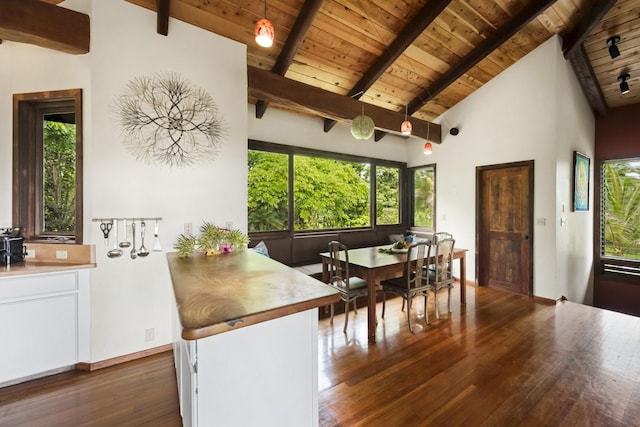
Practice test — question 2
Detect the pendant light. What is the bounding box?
[423,121,432,155]
[255,0,274,48]
[400,71,412,135]
[351,103,375,140]
[401,104,412,136]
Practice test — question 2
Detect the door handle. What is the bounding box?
[524,235,529,240]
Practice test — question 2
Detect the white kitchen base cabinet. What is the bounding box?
[0,270,90,385]
[175,309,319,427]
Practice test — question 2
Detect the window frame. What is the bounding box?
[598,157,640,279]
[13,89,83,243]
[408,163,437,232]
[248,140,406,237]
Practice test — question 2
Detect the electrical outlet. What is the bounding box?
[225,221,233,230]
[55,250,68,260]
[145,328,155,342]
[24,249,35,259]
[184,223,193,235]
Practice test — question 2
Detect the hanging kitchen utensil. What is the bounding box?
[119,218,131,248]
[107,220,123,258]
[138,221,150,257]
[130,221,138,260]
[153,220,162,252]
[99,220,113,245]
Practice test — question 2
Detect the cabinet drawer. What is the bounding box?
[0,271,79,300]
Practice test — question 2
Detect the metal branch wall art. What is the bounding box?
[114,73,228,167]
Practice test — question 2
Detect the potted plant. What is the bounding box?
[173,221,249,258]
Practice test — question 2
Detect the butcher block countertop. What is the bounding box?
[167,251,340,340]
[0,243,96,278]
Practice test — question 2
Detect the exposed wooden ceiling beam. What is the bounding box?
[323,0,452,133]
[248,66,442,143]
[156,0,170,36]
[0,0,89,54]
[562,0,616,59]
[407,0,557,116]
[256,0,325,119]
[568,44,608,116]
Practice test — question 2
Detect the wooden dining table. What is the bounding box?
[320,245,468,343]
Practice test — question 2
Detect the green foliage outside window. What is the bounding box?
[248,150,289,232]
[413,166,435,228]
[376,166,400,225]
[249,148,403,233]
[602,160,640,259]
[43,120,76,233]
[293,156,370,230]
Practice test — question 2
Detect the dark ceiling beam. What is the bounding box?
[0,0,90,54]
[323,0,452,133]
[567,44,608,116]
[562,0,616,58]
[256,0,325,119]
[407,0,557,115]
[156,0,170,36]
[248,66,442,143]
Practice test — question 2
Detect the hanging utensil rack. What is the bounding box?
[92,217,163,222]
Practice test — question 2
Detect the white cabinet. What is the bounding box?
[174,308,319,427]
[0,270,90,385]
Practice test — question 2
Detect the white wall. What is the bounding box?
[405,36,594,302]
[1,0,248,362]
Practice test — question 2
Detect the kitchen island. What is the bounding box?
[166,250,340,427]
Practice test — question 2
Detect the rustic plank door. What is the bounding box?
[476,161,534,296]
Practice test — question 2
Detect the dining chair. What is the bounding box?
[380,242,431,332]
[327,241,369,333]
[428,237,456,319]
[431,231,453,245]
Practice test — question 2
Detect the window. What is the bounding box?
[411,165,436,230]
[376,166,400,225]
[13,89,83,243]
[601,158,640,275]
[248,142,403,234]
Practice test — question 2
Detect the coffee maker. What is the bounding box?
[0,227,26,265]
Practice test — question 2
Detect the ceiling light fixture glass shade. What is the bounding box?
[255,18,274,48]
[423,142,432,155]
[607,36,621,59]
[619,73,631,94]
[401,104,412,135]
[351,114,375,140]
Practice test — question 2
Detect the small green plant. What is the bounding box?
[173,221,250,258]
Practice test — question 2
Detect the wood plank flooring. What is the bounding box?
[2,283,640,426]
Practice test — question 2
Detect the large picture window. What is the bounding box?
[411,165,436,230]
[601,159,640,267]
[248,142,403,234]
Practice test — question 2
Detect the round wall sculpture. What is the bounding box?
[114,72,228,167]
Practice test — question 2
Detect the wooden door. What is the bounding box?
[477,161,533,296]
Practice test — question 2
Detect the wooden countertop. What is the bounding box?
[0,261,96,278]
[166,251,340,340]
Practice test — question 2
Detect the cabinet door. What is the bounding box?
[0,294,78,383]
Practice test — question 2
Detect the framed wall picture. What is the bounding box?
[573,151,590,211]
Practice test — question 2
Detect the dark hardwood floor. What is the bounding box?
[2,284,640,426]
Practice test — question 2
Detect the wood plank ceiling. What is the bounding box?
[19,0,640,141]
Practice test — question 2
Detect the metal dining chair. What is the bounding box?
[428,237,456,319]
[380,242,431,332]
[327,241,369,333]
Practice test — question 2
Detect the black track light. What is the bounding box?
[607,36,621,59]
[618,74,631,94]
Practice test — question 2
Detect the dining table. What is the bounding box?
[320,244,468,343]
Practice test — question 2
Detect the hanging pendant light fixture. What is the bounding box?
[423,121,432,155]
[401,70,412,135]
[255,0,274,48]
[401,104,412,136]
[351,103,375,140]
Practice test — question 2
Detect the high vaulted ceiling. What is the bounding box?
[5,0,640,141]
